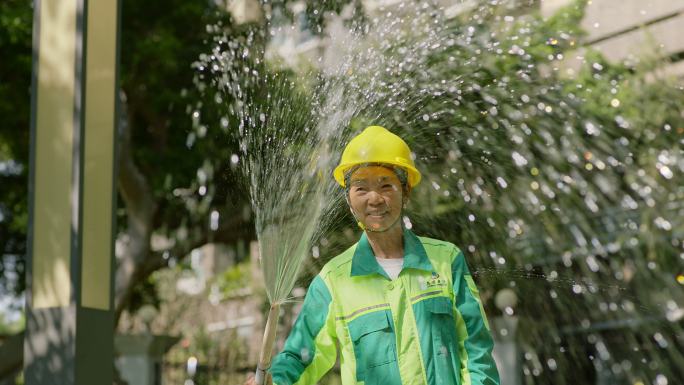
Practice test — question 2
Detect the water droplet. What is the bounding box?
[655,374,668,385]
[496,177,508,188]
[547,358,557,371]
[585,121,600,136]
[586,256,600,272]
[512,152,528,167]
[654,217,672,231]
[210,210,219,231]
[653,333,668,349]
[659,166,673,179]
[186,133,196,148]
[197,125,207,138]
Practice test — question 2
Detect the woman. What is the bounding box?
[247,126,500,385]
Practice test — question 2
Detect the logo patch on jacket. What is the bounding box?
[427,272,447,287]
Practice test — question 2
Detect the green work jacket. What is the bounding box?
[270,228,500,385]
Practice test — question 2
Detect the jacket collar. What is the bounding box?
[350,227,434,278]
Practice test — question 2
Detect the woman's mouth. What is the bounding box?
[368,212,386,218]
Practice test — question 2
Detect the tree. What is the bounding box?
[0,0,358,323]
[0,0,31,302]
[113,0,251,320]
[114,0,357,320]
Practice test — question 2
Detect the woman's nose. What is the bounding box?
[367,190,384,205]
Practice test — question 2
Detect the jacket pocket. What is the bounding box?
[428,296,453,316]
[427,296,458,353]
[348,310,397,380]
[426,296,460,385]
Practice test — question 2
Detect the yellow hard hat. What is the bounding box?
[334,125,421,188]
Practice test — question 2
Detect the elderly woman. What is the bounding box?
[248,126,500,385]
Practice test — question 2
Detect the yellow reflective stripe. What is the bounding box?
[409,290,443,303]
[335,303,390,322]
[464,275,490,331]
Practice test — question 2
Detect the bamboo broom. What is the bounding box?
[255,303,280,385]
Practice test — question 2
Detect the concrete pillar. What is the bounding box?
[24,0,121,383]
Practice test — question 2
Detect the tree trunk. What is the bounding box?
[114,91,158,323]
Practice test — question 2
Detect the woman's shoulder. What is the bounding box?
[317,242,358,279]
[417,234,459,252]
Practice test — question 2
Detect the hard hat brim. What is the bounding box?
[334,161,421,188]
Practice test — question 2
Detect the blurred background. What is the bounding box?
[1,0,683,384]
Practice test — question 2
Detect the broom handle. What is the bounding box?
[255,303,280,385]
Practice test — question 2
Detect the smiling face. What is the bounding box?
[347,165,407,232]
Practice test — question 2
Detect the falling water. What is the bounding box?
[193,0,684,383]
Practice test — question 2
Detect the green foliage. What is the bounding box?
[0,0,357,317]
[217,260,251,296]
[0,0,31,297]
[119,0,241,234]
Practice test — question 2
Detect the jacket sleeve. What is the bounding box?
[270,275,337,385]
[451,249,500,385]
